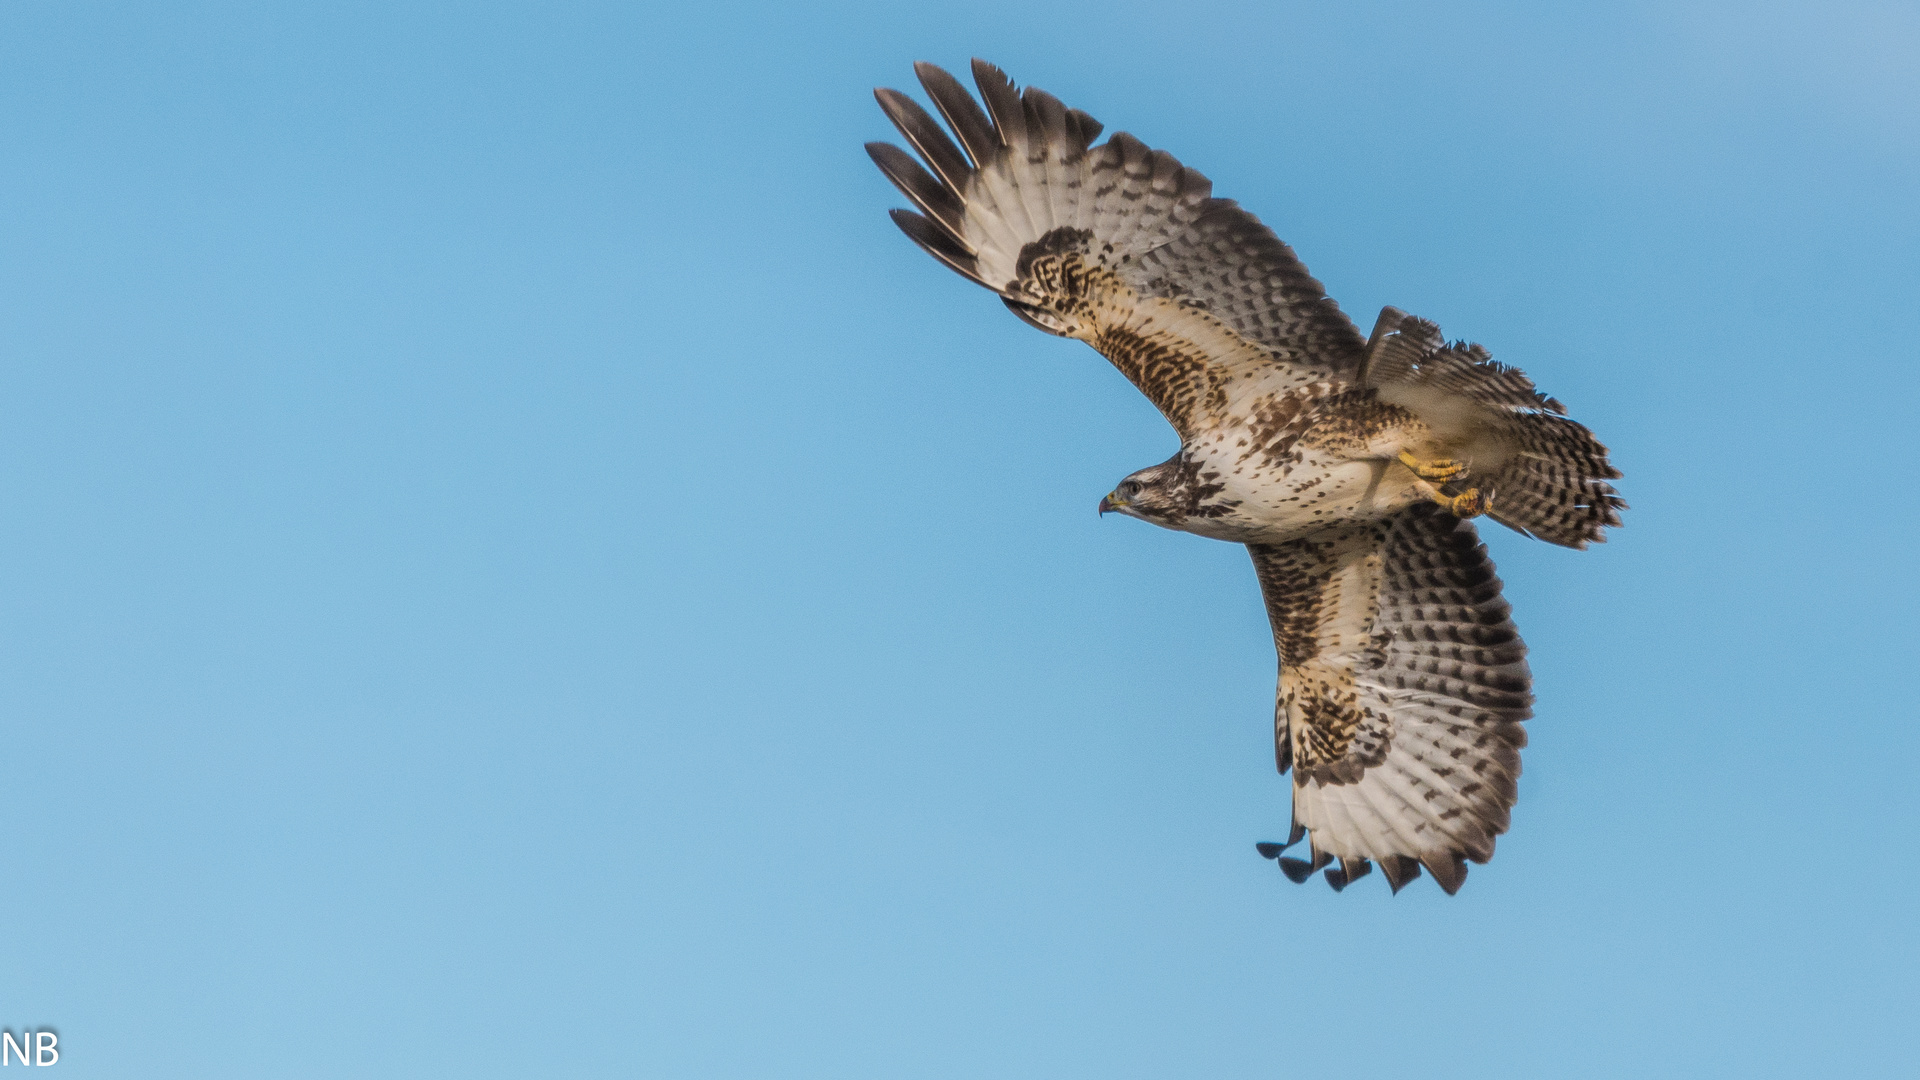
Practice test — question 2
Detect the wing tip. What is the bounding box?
[1276,846,1331,884]
[1324,857,1372,892]
[1274,836,1480,895]
[886,208,986,286]
[1254,821,1306,862]
[969,56,1011,90]
[1380,855,1422,894]
[1421,853,1469,895]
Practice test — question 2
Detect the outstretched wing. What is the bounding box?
[869,60,1366,437]
[1248,504,1531,894]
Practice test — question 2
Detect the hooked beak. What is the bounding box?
[1098,491,1126,516]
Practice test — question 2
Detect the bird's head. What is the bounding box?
[1097,463,1186,524]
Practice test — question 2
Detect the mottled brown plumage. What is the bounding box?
[869,59,1624,893]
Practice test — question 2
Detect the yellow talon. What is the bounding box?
[1397,449,1470,482]
[1442,487,1493,518]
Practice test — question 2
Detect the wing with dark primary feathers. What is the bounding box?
[868,60,1367,435]
[1249,504,1532,894]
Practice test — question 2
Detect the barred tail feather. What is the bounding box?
[1485,415,1627,549]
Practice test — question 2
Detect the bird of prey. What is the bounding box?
[867,60,1623,894]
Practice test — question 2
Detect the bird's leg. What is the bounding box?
[1411,478,1494,519]
[1397,449,1470,483]
[1398,447,1490,517]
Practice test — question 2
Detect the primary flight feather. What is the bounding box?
[868,60,1624,894]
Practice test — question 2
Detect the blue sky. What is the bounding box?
[2,1,1916,1076]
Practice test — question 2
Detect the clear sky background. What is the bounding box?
[1,1,1916,1076]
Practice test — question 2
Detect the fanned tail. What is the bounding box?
[1363,308,1625,549]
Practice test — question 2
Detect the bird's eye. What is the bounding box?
[1119,481,1142,497]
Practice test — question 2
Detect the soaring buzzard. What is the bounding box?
[868,61,1623,894]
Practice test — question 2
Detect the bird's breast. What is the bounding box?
[1176,434,1421,545]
